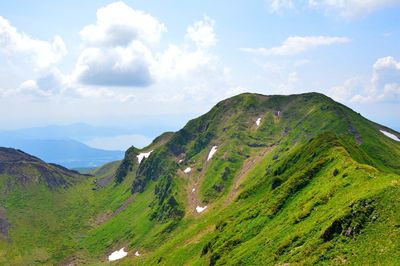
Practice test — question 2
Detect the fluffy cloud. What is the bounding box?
[154,16,217,80]
[266,0,400,18]
[74,42,154,87]
[0,16,67,70]
[80,1,166,46]
[330,56,400,103]
[74,1,165,87]
[241,36,349,56]
[13,69,67,97]
[1,2,224,110]
[73,2,217,88]
[186,16,216,48]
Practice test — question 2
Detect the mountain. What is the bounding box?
[0,138,124,169]
[0,147,87,188]
[0,123,130,140]
[0,147,92,263]
[0,92,399,265]
[0,123,127,168]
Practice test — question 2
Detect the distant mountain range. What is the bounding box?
[0,123,130,140]
[0,124,126,168]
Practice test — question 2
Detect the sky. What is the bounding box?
[0,0,400,149]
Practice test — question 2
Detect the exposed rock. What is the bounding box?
[321,199,375,241]
[332,169,339,176]
[348,123,362,145]
[0,207,10,239]
[213,183,225,193]
[271,177,282,189]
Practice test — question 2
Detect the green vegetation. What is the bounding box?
[0,92,399,265]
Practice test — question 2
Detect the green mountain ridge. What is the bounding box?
[0,92,399,265]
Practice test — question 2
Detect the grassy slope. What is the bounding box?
[110,93,399,265]
[0,93,399,265]
[130,133,398,266]
[0,176,95,265]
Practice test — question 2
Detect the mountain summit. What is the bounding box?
[0,93,399,265]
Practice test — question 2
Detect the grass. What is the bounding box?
[0,92,399,265]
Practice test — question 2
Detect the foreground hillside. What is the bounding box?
[0,93,399,265]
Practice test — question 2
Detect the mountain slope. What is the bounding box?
[71,92,398,265]
[0,92,399,265]
[0,148,96,264]
[0,147,86,187]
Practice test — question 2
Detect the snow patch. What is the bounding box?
[108,248,127,261]
[380,130,400,142]
[137,150,153,163]
[184,167,192,173]
[256,117,261,126]
[135,251,141,257]
[207,146,218,161]
[196,205,207,213]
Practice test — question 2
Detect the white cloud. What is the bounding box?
[154,44,213,79]
[6,69,67,98]
[74,42,154,87]
[85,134,153,150]
[241,36,349,56]
[80,1,166,46]
[152,16,217,80]
[266,0,295,13]
[0,16,67,70]
[68,86,137,102]
[7,67,138,103]
[186,16,216,48]
[73,3,217,88]
[0,2,230,120]
[308,0,400,18]
[266,0,400,18]
[74,1,165,87]
[330,56,400,103]
[329,76,366,102]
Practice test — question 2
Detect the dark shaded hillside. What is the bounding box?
[0,147,87,188]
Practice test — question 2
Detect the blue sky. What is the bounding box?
[0,0,400,149]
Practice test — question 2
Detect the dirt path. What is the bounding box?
[92,195,135,225]
[184,146,274,215]
[182,225,214,246]
[186,171,198,215]
[224,146,273,206]
[185,163,209,216]
[183,149,217,217]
